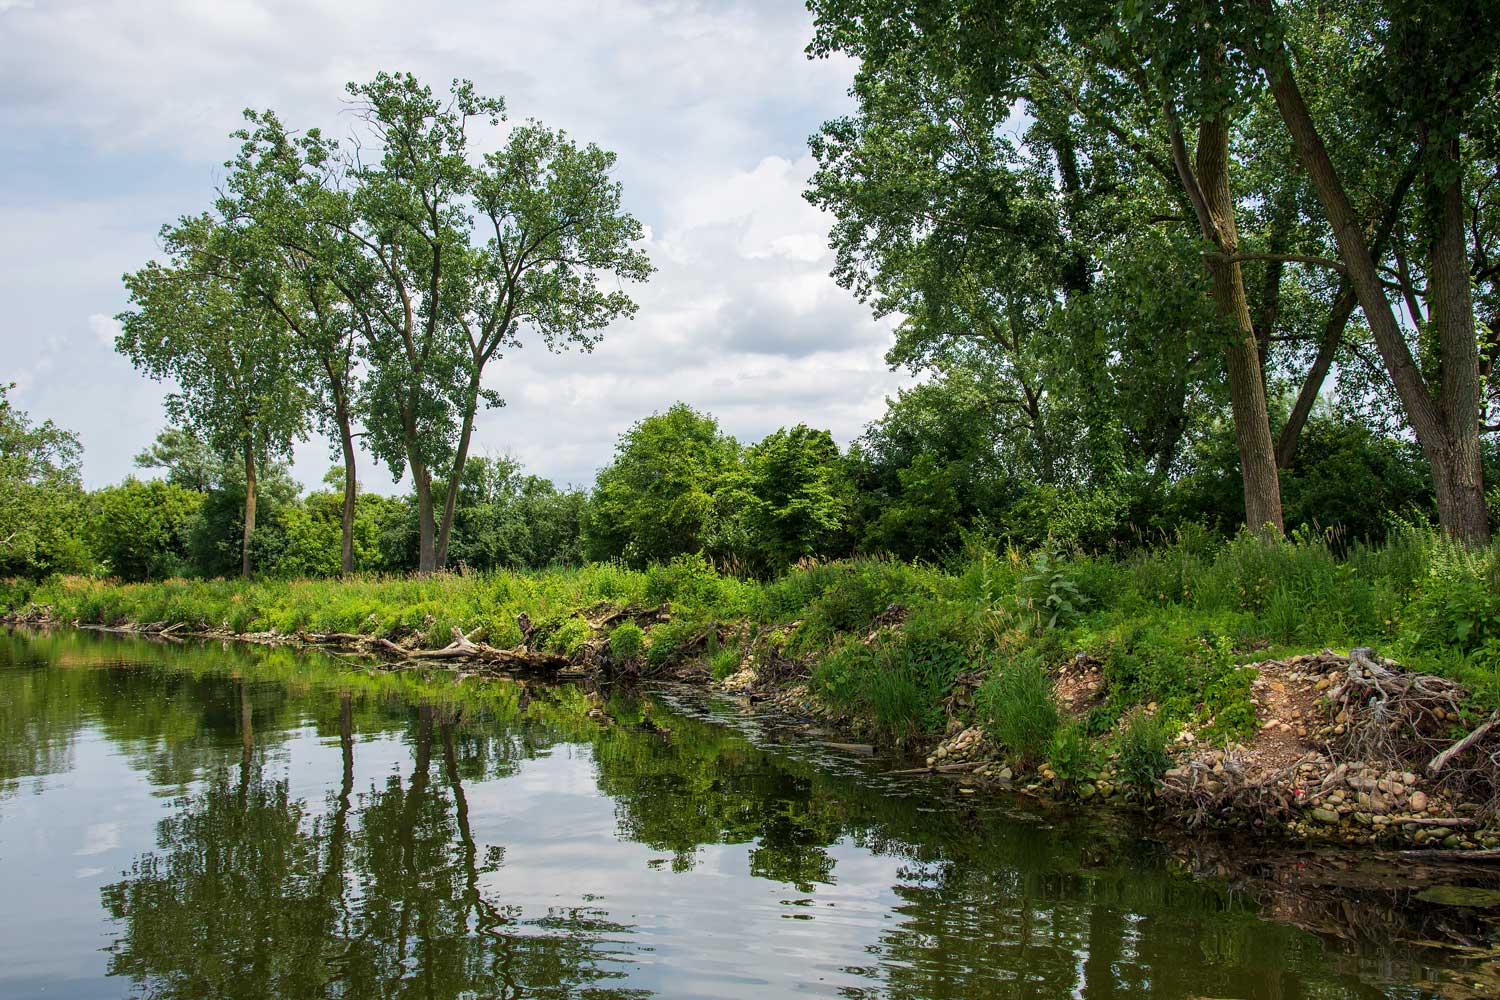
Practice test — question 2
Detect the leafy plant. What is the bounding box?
[1116,708,1171,798]
[1047,719,1096,786]
[1020,545,1088,629]
[608,621,645,661]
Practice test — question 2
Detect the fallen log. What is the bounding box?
[885,761,988,776]
[1429,710,1500,775]
[1399,849,1500,863]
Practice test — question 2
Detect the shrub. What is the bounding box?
[1116,708,1171,798]
[548,616,590,658]
[645,616,705,667]
[978,657,1059,768]
[1047,719,1096,786]
[608,621,645,661]
[643,551,722,609]
[1019,545,1088,629]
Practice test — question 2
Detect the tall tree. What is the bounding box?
[338,72,651,573]
[117,217,309,578]
[1244,0,1497,542]
[216,112,366,575]
[807,0,1289,534]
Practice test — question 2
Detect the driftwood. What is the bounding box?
[885,761,988,776]
[1430,711,1500,775]
[1399,848,1500,863]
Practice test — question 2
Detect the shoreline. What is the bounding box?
[8,604,1500,860]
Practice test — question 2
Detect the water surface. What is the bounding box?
[1,629,1494,998]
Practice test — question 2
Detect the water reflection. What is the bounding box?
[0,628,1490,999]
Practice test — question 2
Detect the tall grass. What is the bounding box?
[7,522,1500,733]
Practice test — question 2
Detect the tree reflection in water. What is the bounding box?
[1,629,1494,999]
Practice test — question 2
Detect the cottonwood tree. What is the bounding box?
[1243,0,1497,543]
[117,217,309,578]
[807,0,1289,535]
[335,72,651,574]
[216,112,367,575]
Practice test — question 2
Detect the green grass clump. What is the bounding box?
[1116,708,1171,798]
[977,657,1060,768]
[608,621,645,662]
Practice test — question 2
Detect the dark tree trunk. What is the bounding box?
[410,451,437,575]
[434,377,481,572]
[241,446,257,580]
[1194,112,1285,537]
[1263,58,1489,544]
[336,402,358,577]
[1426,148,1491,543]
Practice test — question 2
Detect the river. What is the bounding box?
[2,628,1495,999]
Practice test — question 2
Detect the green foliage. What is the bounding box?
[546,616,590,658]
[90,478,203,581]
[1116,709,1171,799]
[645,616,705,668]
[608,621,645,662]
[1019,545,1088,629]
[0,384,93,578]
[1047,720,1096,786]
[586,404,743,566]
[739,424,855,570]
[707,644,742,679]
[643,552,723,609]
[977,658,1060,768]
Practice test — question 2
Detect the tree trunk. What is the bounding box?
[412,457,437,574]
[1426,144,1491,543]
[336,403,358,577]
[1262,56,1490,543]
[434,377,481,571]
[1195,112,1285,537]
[1276,283,1356,469]
[241,446,257,580]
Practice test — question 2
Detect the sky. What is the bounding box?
[0,0,910,494]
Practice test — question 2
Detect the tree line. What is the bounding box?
[114,72,651,578]
[0,378,1485,582]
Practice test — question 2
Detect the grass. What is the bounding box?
[6,522,1500,764]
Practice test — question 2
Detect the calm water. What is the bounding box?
[2,630,1495,999]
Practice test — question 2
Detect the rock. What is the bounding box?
[1077,783,1097,800]
[1409,791,1429,811]
[1311,807,1340,824]
[998,766,1013,781]
[1443,834,1465,849]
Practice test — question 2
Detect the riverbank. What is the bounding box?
[5,526,1500,850]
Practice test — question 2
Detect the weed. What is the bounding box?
[608,621,645,661]
[1117,708,1171,798]
[1047,719,1096,786]
[977,657,1060,768]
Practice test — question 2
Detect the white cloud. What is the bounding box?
[0,0,910,492]
[87,313,121,346]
